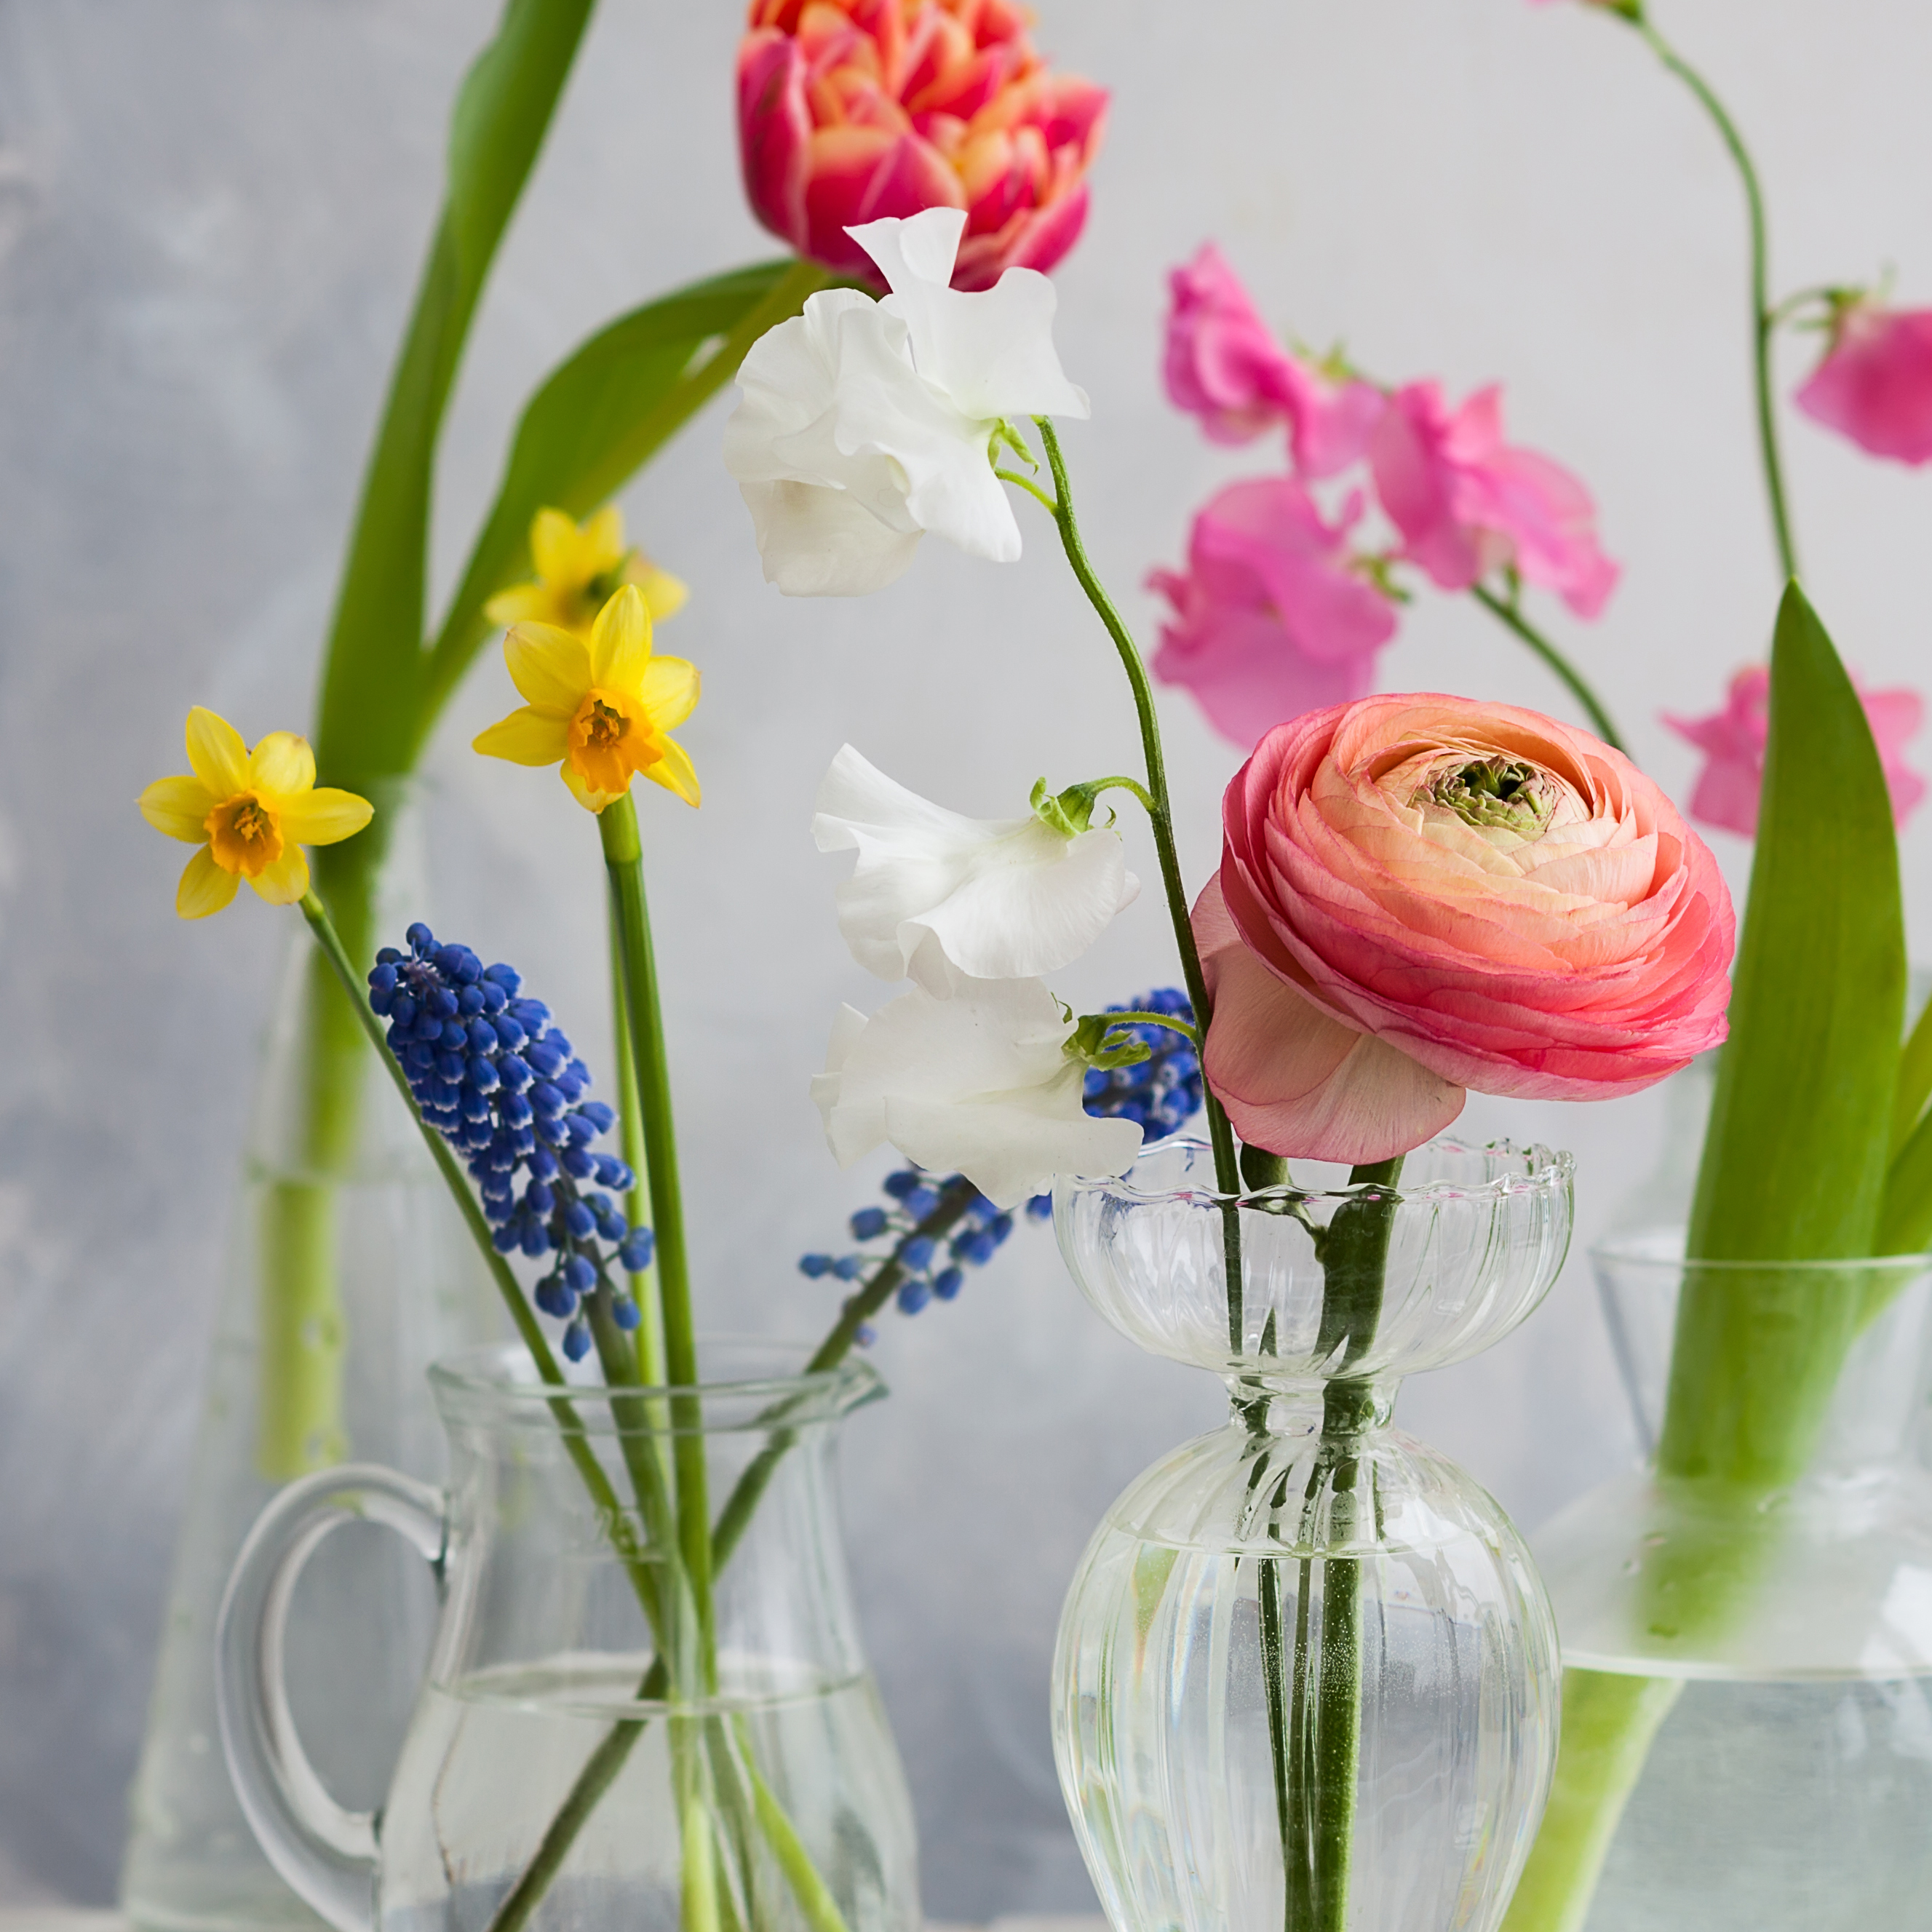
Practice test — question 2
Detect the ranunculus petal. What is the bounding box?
[1195,876,1464,1163]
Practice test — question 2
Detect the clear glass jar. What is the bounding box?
[215,1341,919,1932]
[124,797,500,1932]
[1527,1237,1932,1932]
[1050,1137,1575,1932]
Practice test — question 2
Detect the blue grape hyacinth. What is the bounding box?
[1082,987,1201,1137]
[369,923,653,1363]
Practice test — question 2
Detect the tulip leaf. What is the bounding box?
[314,0,597,792]
[1685,581,1905,1263]
[415,256,830,734]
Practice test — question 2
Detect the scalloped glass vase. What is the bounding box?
[1049,1137,1574,1932]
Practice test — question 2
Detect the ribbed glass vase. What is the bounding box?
[1050,1136,1574,1932]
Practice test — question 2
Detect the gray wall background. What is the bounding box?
[4,0,1931,1914]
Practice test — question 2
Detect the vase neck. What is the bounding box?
[1228,1374,1397,1442]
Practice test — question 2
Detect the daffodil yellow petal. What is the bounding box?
[590,584,652,689]
[529,508,582,584]
[581,505,627,573]
[177,845,240,919]
[140,774,217,842]
[474,707,573,766]
[504,623,592,712]
[185,707,250,798]
[637,563,689,623]
[643,734,701,808]
[559,760,619,814]
[638,654,699,731]
[250,731,317,798]
[249,844,311,906]
[279,786,373,847]
[484,583,551,628]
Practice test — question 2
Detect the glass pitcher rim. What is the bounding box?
[427,1337,883,1430]
[1058,1132,1572,1211]
[1592,1228,1932,1276]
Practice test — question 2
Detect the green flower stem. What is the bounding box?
[482,1178,978,1932]
[1468,586,1627,754]
[1625,12,1800,582]
[1030,417,1247,1346]
[610,903,669,1388]
[1499,1670,1685,1932]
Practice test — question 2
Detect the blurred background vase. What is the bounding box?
[123,798,496,1932]
[1049,1137,1575,1932]
[1533,1239,1932,1932]
[215,1343,920,1932]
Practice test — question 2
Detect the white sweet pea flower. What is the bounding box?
[811,976,1143,1210]
[814,745,1139,994]
[722,206,1090,597]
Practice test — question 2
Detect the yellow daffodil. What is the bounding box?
[484,505,688,637]
[138,708,373,918]
[473,584,701,814]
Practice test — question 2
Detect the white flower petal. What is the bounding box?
[851,208,1091,424]
[738,482,921,597]
[809,976,1142,1208]
[814,747,1135,986]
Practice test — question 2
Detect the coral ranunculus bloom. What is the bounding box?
[1794,302,1932,466]
[738,0,1108,292]
[1197,694,1734,1164]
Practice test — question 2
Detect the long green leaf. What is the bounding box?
[1684,580,1905,1264]
[314,0,596,792]
[413,256,830,738]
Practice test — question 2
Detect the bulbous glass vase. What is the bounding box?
[1050,1137,1574,1932]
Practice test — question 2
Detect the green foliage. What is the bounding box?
[415,258,829,739]
[315,0,597,790]
[1685,581,1906,1265]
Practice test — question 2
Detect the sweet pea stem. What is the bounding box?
[1468,584,1627,752]
[1030,422,1244,1214]
[1622,9,1800,581]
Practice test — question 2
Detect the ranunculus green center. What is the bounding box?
[1419,758,1559,834]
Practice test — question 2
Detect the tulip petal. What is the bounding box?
[278,787,375,848]
[474,707,573,767]
[185,707,250,799]
[248,844,311,907]
[176,846,239,919]
[641,735,701,809]
[249,731,317,798]
[638,654,699,731]
[140,774,217,843]
[504,624,592,712]
[589,584,652,691]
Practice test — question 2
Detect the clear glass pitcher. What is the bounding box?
[1050,1137,1574,1932]
[215,1340,919,1932]
[1527,1238,1932,1932]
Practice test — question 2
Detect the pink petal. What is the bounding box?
[1194,876,1466,1164]
[1796,306,1932,466]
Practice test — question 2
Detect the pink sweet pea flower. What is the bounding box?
[1149,477,1399,750]
[738,0,1108,293]
[1370,381,1619,619]
[1162,245,1383,474]
[1794,302,1932,466]
[1196,693,1734,1164]
[1663,664,1926,838]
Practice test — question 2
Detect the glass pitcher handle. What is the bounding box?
[215,1463,447,1932]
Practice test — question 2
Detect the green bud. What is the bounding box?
[1065,1012,1153,1073]
[1417,757,1560,836]
[1031,776,1096,838]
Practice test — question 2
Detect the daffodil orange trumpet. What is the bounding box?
[473,584,701,814]
[138,708,373,919]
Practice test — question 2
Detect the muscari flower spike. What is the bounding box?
[796,991,1199,1335]
[1081,987,1203,1137]
[368,923,653,1364]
